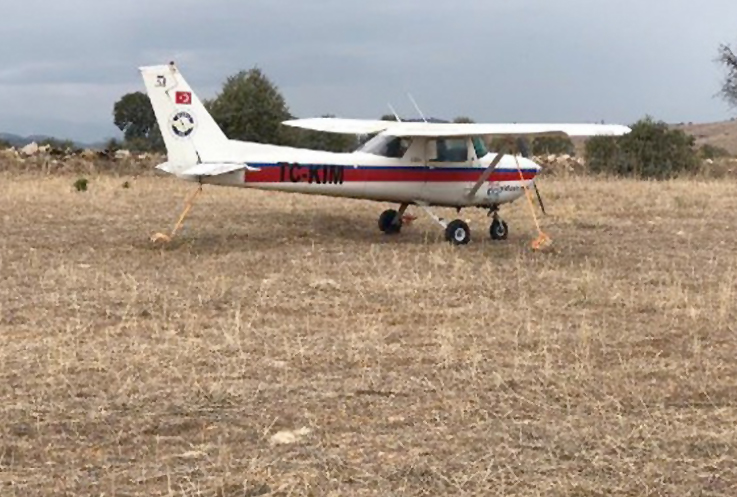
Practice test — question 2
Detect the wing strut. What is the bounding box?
[466,148,507,198]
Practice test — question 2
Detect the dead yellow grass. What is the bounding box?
[1,172,737,496]
[676,120,737,155]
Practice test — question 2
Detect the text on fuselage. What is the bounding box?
[278,162,345,185]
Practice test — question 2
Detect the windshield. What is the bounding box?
[356,134,410,158]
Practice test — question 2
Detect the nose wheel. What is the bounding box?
[490,217,509,241]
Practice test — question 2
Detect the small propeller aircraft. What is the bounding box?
[140,62,630,247]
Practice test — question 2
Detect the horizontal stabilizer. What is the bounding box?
[156,162,259,177]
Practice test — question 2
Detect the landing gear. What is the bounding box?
[378,203,408,235]
[414,201,472,246]
[378,209,401,234]
[486,206,509,241]
[490,217,509,241]
[445,220,471,245]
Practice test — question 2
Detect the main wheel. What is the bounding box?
[490,218,509,241]
[378,209,402,234]
[445,219,471,245]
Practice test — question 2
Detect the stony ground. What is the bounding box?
[1,172,736,496]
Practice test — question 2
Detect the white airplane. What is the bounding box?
[140,62,630,248]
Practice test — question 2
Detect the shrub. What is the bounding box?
[39,138,76,151]
[585,117,700,179]
[532,135,575,156]
[699,143,731,159]
[74,178,88,192]
[488,136,531,154]
[105,138,122,153]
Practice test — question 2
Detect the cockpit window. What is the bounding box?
[472,137,488,158]
[430,138,468,162]
[357,134,410,158]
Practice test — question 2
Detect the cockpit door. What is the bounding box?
[422,137,474,205]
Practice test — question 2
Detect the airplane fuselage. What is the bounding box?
[189,138,541,209]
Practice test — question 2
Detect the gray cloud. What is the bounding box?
[1,0,735,142]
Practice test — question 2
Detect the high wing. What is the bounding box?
[282,117,394,135]
[283,117,631,138]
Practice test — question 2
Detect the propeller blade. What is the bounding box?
[533,182,547,215]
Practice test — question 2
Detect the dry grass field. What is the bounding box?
[676,120,737,155]
[2,171,737,496]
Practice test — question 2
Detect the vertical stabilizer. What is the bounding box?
[139,62,229,171]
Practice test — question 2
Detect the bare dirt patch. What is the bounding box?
[1,172,736,496]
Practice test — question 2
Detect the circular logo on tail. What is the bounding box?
[170,111,195,138]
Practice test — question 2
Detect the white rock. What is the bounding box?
[269,427,312,446]
[309,278,340,290]
[21,142,39,156]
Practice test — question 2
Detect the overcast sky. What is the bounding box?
[2,0,736,143]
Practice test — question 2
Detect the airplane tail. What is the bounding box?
[139,62,230,174]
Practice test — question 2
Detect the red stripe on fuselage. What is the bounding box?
[243,164,537,183]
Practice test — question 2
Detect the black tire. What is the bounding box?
[490,219,509,241]
[445,219,471,245]
[378,209,402,234]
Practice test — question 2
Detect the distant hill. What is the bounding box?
[560,119,737,158]
[0,132,111,150]
[673,119,737,155]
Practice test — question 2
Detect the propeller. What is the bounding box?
[515,137,547,216]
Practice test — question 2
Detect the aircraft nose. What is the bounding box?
[522,157,542,175]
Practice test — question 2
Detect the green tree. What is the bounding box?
[718,43,737,108]
[585,116,700,179]
[532,135,575,156]
[206,67,292,145]
[294,114,358,152]
[113,92,163,151]
[453,116,475,123]
[488,136,531,154]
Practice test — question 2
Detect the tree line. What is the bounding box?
[112,67,583,156]
[113,67,358,154]
[113,41,737,179]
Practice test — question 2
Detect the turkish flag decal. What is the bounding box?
[175,91,192,105]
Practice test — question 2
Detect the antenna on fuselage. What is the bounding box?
[407,93,428,123]
[387,103,402,122]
